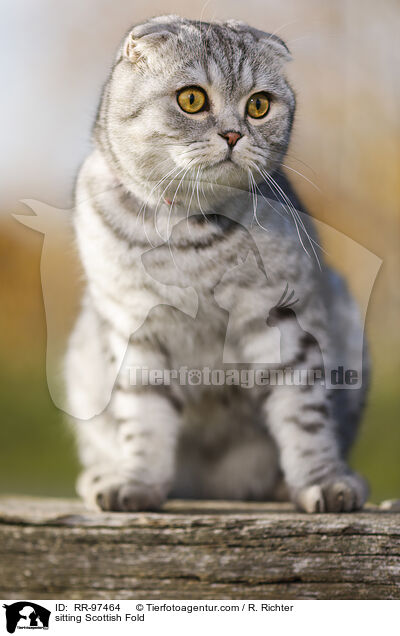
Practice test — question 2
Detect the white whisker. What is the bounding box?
[260,167,322,268]
[247,169,269,232]
[281,163,321,192]
[135,164,181,244]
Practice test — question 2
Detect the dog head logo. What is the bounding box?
[3,602,50,633]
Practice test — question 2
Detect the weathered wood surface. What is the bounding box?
[0,497,399,600]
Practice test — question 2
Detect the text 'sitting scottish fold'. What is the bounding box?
[66,15,369,513]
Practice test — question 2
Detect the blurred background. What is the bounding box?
[1,0,399,501]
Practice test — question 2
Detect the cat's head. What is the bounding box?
[96,15,295,207]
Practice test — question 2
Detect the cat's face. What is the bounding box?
[97,15,295,207]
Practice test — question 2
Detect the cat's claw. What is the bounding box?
[294,473,368,513]
[77,468,168,512]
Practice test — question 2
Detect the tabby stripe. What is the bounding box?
[92,306,128,342]
[301,403,329,417]
[114,384,183,413]
[93,203,157,249]
[286,350,307,366]
[300,333,319,349]
[288,416,325,433]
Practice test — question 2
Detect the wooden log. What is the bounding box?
[0,497,399,600]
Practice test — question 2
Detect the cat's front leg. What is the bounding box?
[79,344,183,512]
[263,381,368,513]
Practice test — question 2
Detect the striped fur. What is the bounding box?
[66,16,369,513]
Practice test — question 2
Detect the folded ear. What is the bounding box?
[122,16,181,63]
[226,20,292,62]
[261,32,291,61]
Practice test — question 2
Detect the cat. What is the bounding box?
[66,15,369,513]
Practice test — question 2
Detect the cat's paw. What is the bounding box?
[77,467,168,512]
[294,473,368,513]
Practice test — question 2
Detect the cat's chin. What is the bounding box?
[200,161,249,189]
[129,161,251,211]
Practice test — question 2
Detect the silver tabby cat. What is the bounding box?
[66,15,369,513]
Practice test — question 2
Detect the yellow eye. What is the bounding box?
[177,87,207,114]
[246,92,270,119]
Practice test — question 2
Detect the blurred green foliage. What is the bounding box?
[0,361,78,497]
[350,373,400,503]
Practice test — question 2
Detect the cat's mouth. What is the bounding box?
[206,155,242,169]
[212,158,233,166]
[195,158,249,191]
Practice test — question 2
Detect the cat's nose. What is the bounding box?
[219,131,242,147]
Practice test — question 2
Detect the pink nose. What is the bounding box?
[219,131,242,147]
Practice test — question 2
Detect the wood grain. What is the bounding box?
[0,497,399,600]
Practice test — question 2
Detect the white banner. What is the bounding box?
[1,600,399,635]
